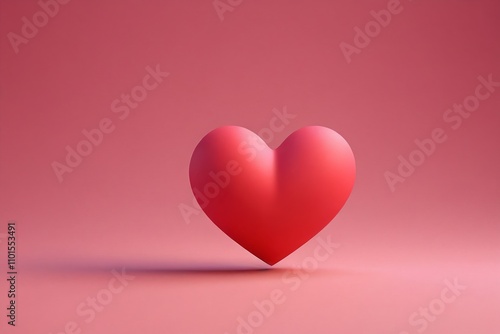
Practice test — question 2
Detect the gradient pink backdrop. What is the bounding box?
[0,0,499,333]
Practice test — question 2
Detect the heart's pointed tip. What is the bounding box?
[254,250,290,266]
[260,257,283,267]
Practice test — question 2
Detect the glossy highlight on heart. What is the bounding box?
[189,126,356,265]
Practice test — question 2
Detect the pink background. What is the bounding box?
[0,0,499,333]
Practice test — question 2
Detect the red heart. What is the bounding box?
[189,126,355,265]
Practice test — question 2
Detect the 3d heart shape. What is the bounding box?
[189,126,355,265]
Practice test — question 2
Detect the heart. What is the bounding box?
[189,126,355,265]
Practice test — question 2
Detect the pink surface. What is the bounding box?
[0,0,499,333]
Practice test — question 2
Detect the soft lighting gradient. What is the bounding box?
[0,0,499,333]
